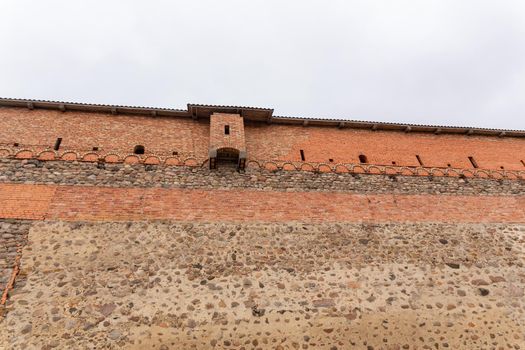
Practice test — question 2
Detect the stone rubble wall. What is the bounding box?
[1,221,524,349]
[0,220,31,318]
[1,159,524,195]
[0,158,524,349]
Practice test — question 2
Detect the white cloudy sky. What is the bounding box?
[1,1,524,129]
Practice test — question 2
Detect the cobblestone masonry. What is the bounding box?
[1,159,524,195]
[1,221,524,349]
[0,155,523,349]
[0,220,31,316]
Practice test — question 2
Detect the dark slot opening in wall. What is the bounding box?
[300,150,305,161]
[329,158,334,163]
[13,142,19,147]
[447,163,452,167]
[416,154,423,166]
[53,138,62,151]
[224,125,230,135]
[468,156,478,168]
[92,147,99,151]
[172,151,178,156]
[134,145,145,154]
[359,154,368,163]
[392,161,396,165]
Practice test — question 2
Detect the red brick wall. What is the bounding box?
[245,123,525,170]
[0,184,55,220]
[1,184,523,223]
[1,106,524,171]
[0,107,209,160]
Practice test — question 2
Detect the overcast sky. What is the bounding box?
[1,1,524,129]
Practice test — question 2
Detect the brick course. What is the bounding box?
[0,183,523,223]
[0,184,55,220]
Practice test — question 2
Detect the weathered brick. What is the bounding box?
[1,107,524,171]
[0,183,523,223]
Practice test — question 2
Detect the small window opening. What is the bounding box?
[134,145,145,154]
[500,166,504,169]
[92,147,99,151]
[329,158,334,163]
[447,163,452,167]
[359,154,368,163]
[300,150,305,161]
[13,142,19,147]
[392,161,397,165]
[468,156,478,169]
[224,125,230,135]
[415,155,423,166]
[53,138,62,151]
[172,151,178,156]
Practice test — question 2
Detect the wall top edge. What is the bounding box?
[0,97,524,137]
